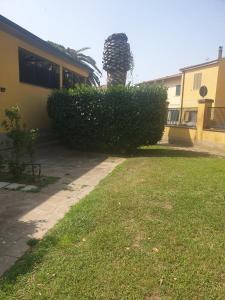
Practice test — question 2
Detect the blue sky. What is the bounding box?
[2,0,225,84]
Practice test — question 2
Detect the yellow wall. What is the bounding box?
[163,98,225,153]
[201,129,225,150]
[163,125,225,152]
[162,126,197,146]
[0,30,89,130]
[182,63,219,108]
[215,59,225,106]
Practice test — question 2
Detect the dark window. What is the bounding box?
[18,48,60,89]
[63,68,85,88]
[175,84,181,96]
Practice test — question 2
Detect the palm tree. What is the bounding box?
[102,33,133,87]
[48,41,101,86]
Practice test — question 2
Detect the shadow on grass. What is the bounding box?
[111,145,212,159]
[133,147,211,158]
[0,230,58,288]
[102,146,211,159]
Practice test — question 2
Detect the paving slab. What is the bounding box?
[0,144,124,276]
[21,185,39,192]
[0,182,10,189]
[5,183,25,191]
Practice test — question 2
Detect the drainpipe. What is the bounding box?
[179,71,185,124]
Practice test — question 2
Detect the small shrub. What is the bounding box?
[1,106,38,178]
[27,238,40,247]
[47,85,167,152]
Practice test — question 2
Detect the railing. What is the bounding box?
[167,107,198,128]
[207,107,225,130]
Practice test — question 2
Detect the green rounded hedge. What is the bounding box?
[47,85,167,152]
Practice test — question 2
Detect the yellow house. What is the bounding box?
[180,48,225,108]
[165,48,225,127]
[141,73,182,108]
[0,15,90,131]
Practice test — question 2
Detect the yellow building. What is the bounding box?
[165,48,225,127]
[163,47,225,151]
[142,48,225,126]
[0,15,90,131]
[180,49,225,108]
[141,73,182,108]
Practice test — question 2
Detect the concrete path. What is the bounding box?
[0,144,124,276]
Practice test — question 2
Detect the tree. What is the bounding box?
[48,41,101,86]
[102,33,133,87]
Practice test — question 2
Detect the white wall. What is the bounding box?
[164,77,182,108]
[146,76,182,108]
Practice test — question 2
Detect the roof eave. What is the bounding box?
[0,15,90,75]
[140,73,182,85]
[180,59,220,72]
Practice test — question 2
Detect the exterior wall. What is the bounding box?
[148,76,182,108]
[201,129,225,150]
[162,126,197,146]
[182,64,219,108]
[0,30,89,130]
[163,99,225,153]
[165,77,181,108]
[163,126,225,152]
[215,59,225,106]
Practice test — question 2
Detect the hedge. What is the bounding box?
[47,84,167,152]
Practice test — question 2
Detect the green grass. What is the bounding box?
[1,146,225,299]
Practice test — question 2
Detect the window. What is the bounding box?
[18,48,60,89]
[167,109,180,125]
[63,68,85,88]
[189,111,197,123]
[193,73,202,90]
[175,85,181,96]
[183,110,197,127]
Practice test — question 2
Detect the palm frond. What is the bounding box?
[77,54,101,75]
[76,47,91,53]
[77,53,96,64]
[48,41,101,86]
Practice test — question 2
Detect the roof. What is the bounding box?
[180,59,221,72]
[140,73,182,85]
[0,14,90,74]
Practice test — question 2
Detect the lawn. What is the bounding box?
[0,146,225,299]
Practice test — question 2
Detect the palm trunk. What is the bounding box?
[107,71,127,86]
[103,33,132,87]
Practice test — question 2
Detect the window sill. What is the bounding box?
[166,125,197,129]
[19,80,59,90]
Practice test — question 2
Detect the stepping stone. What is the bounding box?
[5,183,25,191]
[21,185,38,192]
[0,182,10,189]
